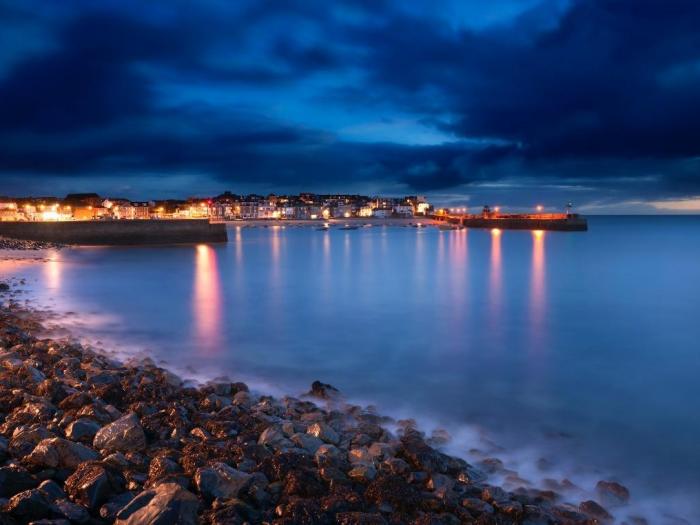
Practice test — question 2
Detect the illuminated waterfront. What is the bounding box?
[2,216,700,520]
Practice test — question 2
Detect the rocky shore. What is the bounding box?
[0,284,637,524]
[0,237,63,251]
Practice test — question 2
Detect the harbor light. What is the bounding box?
[491,228,501,236]
[536,205,543,212]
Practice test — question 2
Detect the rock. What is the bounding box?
[399,432,467,475]
[38,480,65,501]
[308,380,340,399]
[93,413,147,452]
[258,425,293,449]
[54,498,91,523]
[5,488,52,522]
[307,422,340,444]
[115,482,199,525]
[26,437,99,469]
[290,432,324,453]
[461,498,494,515]
[65,462,125,511]
[9,425,54,457]
[348,464,377,482]
[596,480,630,505]
[349,447,373,465]
[0,465,37,497]
[335,511,388,524]
[365,475,419,513]
[195,462,252,501]
[381,457,410,475]
[580,499,612,521]
[65,418,101,442]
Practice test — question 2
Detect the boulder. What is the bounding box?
[115,482,199,525]
[308,380,340,399]
[290,432,324,453]
[0,465,37,497]
[596,480,630,505]
[258,425,292,449]
[65,462,125,511]
[65,418,101,442]
[26,437,99,469]
[94,413,146,452]
[5,488,52,522]
[307,422,340,444]
[194,462,252,501]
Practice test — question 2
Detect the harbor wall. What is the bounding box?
[435,215,588,231]
[0,220,228,245]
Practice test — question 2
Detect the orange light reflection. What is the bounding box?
[530,230,546,347]
[193,244,222,355]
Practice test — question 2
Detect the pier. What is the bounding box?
[432,210,588,231]
[0,219,228,245]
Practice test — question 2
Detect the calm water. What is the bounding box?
[2,216,700,521]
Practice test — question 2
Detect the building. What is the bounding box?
[0,201,19,221]
[131,202,151,219]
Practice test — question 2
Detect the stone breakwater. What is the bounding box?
[0,220,227,246]
[0,292,635,524]
[0,237,63,251]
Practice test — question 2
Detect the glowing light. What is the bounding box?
[193,244,222,355]
[494,206,501,213]
[536,205,544,212]
[343,212,351,218]
[491,228,501,236]
[41,211,59,221]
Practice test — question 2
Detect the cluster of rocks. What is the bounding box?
[0,298,637,524]
[0,237,63,251]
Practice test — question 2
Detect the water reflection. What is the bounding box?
[489,229,502,313]
[45,250,61,291]
[530,230,546,341]
[193,244,222,355]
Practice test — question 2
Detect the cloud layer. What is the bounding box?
[0,0,699,209]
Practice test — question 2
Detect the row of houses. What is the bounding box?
[0,193,432,221]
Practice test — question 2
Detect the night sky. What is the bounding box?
[1,1,699,212]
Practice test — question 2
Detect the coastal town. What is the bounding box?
[0,193,433,222]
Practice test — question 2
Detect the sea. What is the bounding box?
[2,216,699,523]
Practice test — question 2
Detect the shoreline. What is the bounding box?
[0,276,644,525]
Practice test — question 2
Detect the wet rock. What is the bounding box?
[194,462,252,501]
[26,437,99,469]
[258,425,293,449]
[335,511,388,525]
[38,480,66,501]
[54,498,91,523]
[93,412,147,452]
[580,499,613,521]
[348,464,377,483]
[291,432,324,453]
[99,491,136,521]
[115,482,199,525]
[307,422,340,444]
[0,465,37,497]
[308,380,340,399]
[5,488,52,522]
[9,425,54,457]
[399,432,467,476]
[64,462,125,511]
[65,418,101,442]
[284,469,324,497]
[461,497,494,515]
[596,480,630,505]
[365,475,420,513]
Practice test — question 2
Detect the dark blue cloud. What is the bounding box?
[0,0,699,209]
